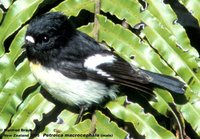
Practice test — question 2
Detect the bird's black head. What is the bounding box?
[24,12,75,63]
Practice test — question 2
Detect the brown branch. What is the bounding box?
[93,0,101,41]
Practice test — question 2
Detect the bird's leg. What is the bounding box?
[90,111,97,134]
[75,106,87,124]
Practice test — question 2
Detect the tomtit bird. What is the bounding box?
[23,12,186,117]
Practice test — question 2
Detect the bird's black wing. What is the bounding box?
[84,55,154,93]
[56,52,153,93]
[56,61,88,80]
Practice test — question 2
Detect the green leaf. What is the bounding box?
[145,0,193,49]
[101,0,141,25]
[179,0,200,22]
[4,90,55,136]
[0,27,27,91]
[0,0,43,56]
[1,0,13,9]
[0,60,36,133]
[0,9,3,23]
[59,120,93,139]
[107,97,176,139]
[97,15,173,73]
[42,110,78,134]
[95,111,127,139]
[51,0,95,17]
[181,101,200,135]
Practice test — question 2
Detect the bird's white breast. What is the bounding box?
[29,62,118,107]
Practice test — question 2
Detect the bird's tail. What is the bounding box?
[142,70,186,94]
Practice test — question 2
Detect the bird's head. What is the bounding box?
[24,12,75,62]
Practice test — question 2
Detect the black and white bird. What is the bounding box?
[23,12,186,120]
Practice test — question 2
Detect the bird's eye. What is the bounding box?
[42,36,49,42]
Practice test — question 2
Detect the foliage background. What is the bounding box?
[0,0,200,138]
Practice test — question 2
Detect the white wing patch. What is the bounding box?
[84,54,115,80]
